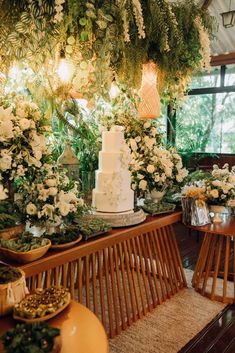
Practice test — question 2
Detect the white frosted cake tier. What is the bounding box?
[92,126,134,213]
[99,151,123,172]
[95,170,132,192]
[102,130,124,152]
[92,189,134,213]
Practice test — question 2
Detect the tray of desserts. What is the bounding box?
[13,286,71,322]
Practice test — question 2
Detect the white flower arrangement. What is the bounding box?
[0,94,87,227]
[0,95,51,185]
[93,90,188,195]
[131,146,188,193]
[17,164,86,226]
[205,164,235,206]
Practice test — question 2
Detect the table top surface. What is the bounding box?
[0,211,182,275]
[0,301,108,353]
[190,215,235,236]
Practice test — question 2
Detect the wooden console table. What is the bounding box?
[3,211,186,338]
[192,217,235,303]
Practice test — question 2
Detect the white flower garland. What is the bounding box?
[194,16,211,71]
[131,0,145,39]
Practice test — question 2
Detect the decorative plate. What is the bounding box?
[50,234,82,250]
[13,299,71,323]
[142,202,176,216]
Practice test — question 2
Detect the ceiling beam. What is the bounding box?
[211,52,235,66]
[201,0,213,9]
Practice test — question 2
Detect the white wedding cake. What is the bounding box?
[92,126,134,213]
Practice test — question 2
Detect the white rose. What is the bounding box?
[46,179,57,187]
[0,120,14,141]
[139,179,147,191]
[143,121,151,129]
[0,151,12,171]
[77,198,84,207]
[19,118,30,131]
[48,187,58,196]
[57,202,71,216]
[16,108,27,119]
[147,164,155,173]
[41,204,55,219]
[135,136,141,143]
[210,189,219,198]
[0,184,8,200]
[26,202,37,215]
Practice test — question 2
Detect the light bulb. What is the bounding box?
[57,58,74,83]
[109,81,120,99]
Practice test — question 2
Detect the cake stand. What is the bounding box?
[92,209,146,228]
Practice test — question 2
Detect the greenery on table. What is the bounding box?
[0,0,216,103]
[142,201,176,215]
[0,233,49,252]
[0,322,60,353]
[77,217,111,240]
[48,227,81,245]
[0,201,23,230]
[0,263,22,284]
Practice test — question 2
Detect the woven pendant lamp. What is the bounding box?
[138,62,161,119]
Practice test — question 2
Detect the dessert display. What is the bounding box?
[92,125,134,213]
[14,286,71,321]
[0,322,60,353]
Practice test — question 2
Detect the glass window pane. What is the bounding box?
[190,66,221,89]
[176,92,235,154]
[225,64,235,86]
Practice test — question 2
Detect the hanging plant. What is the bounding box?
[0,0,217,104]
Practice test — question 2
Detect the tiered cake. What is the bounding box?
[92,126,134,213]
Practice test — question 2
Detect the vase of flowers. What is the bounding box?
[131,146,188,197]
[209,205,226,223]
[205,164,235,223]
[149,189,166,203]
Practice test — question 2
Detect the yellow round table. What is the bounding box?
[0,301,109,353]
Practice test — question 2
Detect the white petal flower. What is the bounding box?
[26,202,37,215]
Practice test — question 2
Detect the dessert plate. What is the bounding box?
[13,297,71,323]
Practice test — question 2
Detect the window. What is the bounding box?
[175,64,235,154]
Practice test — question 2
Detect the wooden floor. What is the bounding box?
[175,223,235,353]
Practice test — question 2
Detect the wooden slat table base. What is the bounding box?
[15,213,186,338]
[192,232,234,304]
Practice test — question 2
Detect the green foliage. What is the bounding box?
[0,201,23,229]
[1,322,60,353]
[0,0,217,103]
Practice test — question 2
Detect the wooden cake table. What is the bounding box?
[1,211,187,338]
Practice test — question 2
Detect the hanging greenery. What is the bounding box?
[0,0,217,103]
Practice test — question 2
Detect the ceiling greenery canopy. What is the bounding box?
[0,0,217,102]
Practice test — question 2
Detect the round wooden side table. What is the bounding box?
[191,217,235,303]
[0,301,109,353]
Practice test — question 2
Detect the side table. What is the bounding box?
[0,301,109,353]
[191,217,235,303]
